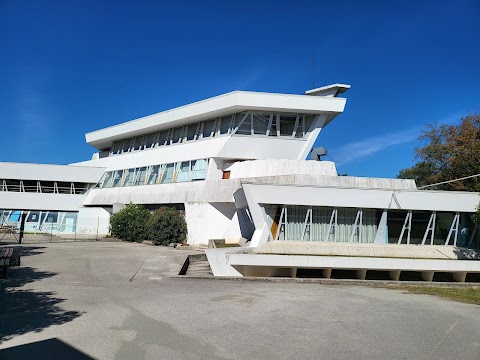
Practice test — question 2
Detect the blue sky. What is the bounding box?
[0,0,479,178]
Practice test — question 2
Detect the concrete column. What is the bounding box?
[356,269,367,280]
[323,268,332,279]
[453,272,467,283]
[389,271,401,281]
[290,267,297,278]
[421,271,434,282]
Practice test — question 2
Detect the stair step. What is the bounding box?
[186,260,213,277]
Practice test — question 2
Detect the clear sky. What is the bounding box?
[1,0,479,178]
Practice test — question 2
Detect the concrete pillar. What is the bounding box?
[421,271,434,282]
[389,271,401,281]
[290,268,297,278]
[323,268,332,279]
[453,272,467,283]
[356,269,367,280]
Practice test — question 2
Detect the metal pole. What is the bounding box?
[19,211,27,244]
[96,217,99,241]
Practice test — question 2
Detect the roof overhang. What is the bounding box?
[86,90,348,151]
[305,84,351,97]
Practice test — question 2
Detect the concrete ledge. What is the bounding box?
[254,242,480,260]
[230,254,480,272]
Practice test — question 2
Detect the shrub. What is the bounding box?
[473,204,480,225]
[110,204,150,242]
[146,207,187,245]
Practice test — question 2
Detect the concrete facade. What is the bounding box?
[1,84,479,282]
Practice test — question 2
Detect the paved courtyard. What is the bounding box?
[1,241,479,359]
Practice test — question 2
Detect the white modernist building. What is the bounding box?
[1,84,479,281]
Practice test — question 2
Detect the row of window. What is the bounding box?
[109,111,316,156]
[0,179,95,194]
[99,159,209,188]
[0,210,78,234]
[264,205,479,248]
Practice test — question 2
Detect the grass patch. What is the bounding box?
[388,286,480,305]
[215,243,241,248]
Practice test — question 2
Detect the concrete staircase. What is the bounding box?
[182,254,213,277]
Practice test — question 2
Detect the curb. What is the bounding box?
[172,275,480,288]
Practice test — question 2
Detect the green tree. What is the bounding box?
[110,204,150,242]
[398,114,480,191]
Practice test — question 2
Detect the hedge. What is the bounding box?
[110,204,150,242]
[110,204,187,245]
[146,207,187,245]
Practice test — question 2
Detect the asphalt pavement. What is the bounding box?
[1,241,479,359]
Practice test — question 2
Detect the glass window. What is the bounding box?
[170,127,184,144]
[157,130,170,146]
[45,212,58,224]
[123,169,136,186]
[134,167,147,185]
[27,211,40,223]
[122,138,133,153]
[22,180,37,192]
[57,182,71,194]
[304,114,315,135]
[219,116,233,135]
[5,179,21,192]
[201,120,215,138]
[144,132,157,149]
[73,183,88,194]
[9,211,21,223]
[269,114,279,136]
[279,114,297,136]
[236,113,252,135]
[111,140,123,155]
[185,124,199,141]
[253,113,270,135]
[147,165,161,184]
[101,172,113,188]
[294,115,305,138]
[112,170,124,187]
[132,135,145,151]
[192,159,208,180]
[176,161,191,182]
[40,181,55,193]
[161,163,175,184]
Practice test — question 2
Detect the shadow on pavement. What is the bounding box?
[0,338,94,360]
[0,262,83,342]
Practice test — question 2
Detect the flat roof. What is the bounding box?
[85,88,348,150]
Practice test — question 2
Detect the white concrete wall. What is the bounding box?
[83,180,240,206]
[76,207,111,236]
[184,202,240,245]
[0,192,88,211]
[0,162,105,183]
[242,184,478,212]
[217,136,308,161]
[227,159,338,178]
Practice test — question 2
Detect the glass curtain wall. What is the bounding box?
[263,204,480,248]
[264,205,378,243]
[108,111,317,156]
[0,209,78,234]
